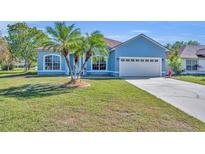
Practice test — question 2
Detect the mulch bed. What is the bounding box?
[61,80,90,88]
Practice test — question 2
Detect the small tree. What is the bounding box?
[167,49,182,74]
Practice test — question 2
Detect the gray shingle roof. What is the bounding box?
[196,48,205,57]
[39,38,121,51]
[179,45,205,58]
[104,38,121,49]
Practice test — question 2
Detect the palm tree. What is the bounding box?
[72,39,84,78]
[43,22,82,81]
[77,31,108,78]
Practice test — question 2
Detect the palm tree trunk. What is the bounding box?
[73,55,80,80]
[64,54,74,80]
[73,63,77,79]
[77,57,89,79]
[77,51,92,79]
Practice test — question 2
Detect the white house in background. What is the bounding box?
[179,45,205,74]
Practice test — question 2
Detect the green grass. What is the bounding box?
[0,76,205,131]
[0,68,36,77]
[175,75,205,85]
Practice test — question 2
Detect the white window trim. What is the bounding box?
[91,55,108,72]
[186,59,198,71]
[43,54,62,71]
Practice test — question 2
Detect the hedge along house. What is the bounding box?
[37,34,169,77]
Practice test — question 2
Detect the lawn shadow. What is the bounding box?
[0,83,72,99]
[200,78,205,82]
[0,72,37,78]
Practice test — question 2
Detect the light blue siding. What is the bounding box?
[113,36,167,75]
[85,35,167,76]
[70,54,74,69]
[108,51,115,71]
[86,58,91,71]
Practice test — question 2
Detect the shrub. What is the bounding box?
[1,64,14,71]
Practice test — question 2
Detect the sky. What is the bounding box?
[1,21,205,45]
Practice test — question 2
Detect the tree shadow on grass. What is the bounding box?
[0,72,37,79]
[200,78,205,82]
[0,83,72,99]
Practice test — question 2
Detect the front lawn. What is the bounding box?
[0,76,205,131]
[0,68,36,77]
[175,75,205,85]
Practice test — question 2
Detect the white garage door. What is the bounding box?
[119,57,161,77]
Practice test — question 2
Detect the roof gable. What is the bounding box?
[110,34,169,51]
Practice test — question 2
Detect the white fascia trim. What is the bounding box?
[140,34,169,51]
[111,34,169,52]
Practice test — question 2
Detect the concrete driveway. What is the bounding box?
[126,77,205,123]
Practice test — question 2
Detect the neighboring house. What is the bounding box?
[179,45,205,74]
[14,60,25,68]
[37,34,169,77]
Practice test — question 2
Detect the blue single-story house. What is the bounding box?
[38,34,169,77]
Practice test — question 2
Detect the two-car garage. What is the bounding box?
[119,57,162,77]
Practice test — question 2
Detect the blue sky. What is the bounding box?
[1,21,205,45]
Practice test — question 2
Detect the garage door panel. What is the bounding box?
[119,57,161,77]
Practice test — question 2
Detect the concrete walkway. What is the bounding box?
[126,77,205,123]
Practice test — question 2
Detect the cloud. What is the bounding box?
[131,29,150,34]
[106,34,135,41]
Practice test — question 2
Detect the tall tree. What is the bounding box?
[43,22,82,81]
[187,40,200,45]
[166,40,200,50]
[6,22,48,71]
[0,36,12,70]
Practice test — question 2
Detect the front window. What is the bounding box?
[92,56,107,71]
[186,59,198,71]
[44,55,61,70]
